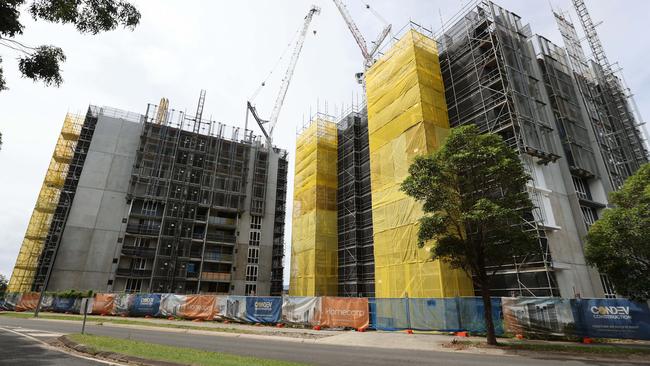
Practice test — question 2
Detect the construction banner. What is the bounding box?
[179,295,215,320]
[129,293,161,317]
[160,294,185,318]
[282,296,321,326]
[15,292,39,312]
[52,297,80,313]
[113,294,132,316]
[572,299,650,340]
[502,297,575,337]
[226,296,247,322]
[92,294,115,315]
[214,296,228,320]
[0,293,21,311]
[40,294,55,312]
[319,297,369,329]
[245,297,282,323]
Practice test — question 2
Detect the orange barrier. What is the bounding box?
[15,292,39,312]
[319,296,369,329]
[92,293,115,315]
[179,295,215,320]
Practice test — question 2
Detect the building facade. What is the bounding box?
[8,101,288,296]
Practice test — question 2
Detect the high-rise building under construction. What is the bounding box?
[289,0,648,299]
[8,99,288,296]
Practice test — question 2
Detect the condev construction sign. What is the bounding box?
[319,297,369,329]
[573,299,650,339]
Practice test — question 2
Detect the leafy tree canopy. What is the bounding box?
[585,163,650,301]
[0,274,7,295]
[0,0,140,91]
[401,124,538,345]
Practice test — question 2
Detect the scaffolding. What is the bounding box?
[336,105,375,297]
[290,116,338,296]
[365,28,474,298]
[120,96,269,294]
[271,151,288,296]
[8,112,85,292]
[534,36,599,177]
[438,0,560,296]
[555,4,649,189]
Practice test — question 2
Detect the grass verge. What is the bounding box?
[501,342,650,355]
[68,333,304,366]
[0,312,257,335]
[450,339,650,356]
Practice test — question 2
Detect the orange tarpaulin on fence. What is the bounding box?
[319,297,369,329]
[179,295,215,320]
[15,292,39,312]
[92,294,115,315]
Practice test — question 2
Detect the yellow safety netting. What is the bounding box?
[290,118,338,296]
[7,113,83,292]
[365,30,474,298]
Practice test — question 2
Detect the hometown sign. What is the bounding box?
[573,299,650,340]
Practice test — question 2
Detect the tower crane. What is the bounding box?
[246,5,321,146]
[332,0,391,83]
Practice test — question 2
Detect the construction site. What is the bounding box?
[6,0,648,302]
[289,0,648,300]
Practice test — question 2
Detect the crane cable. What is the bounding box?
[248,26,302,102]
[361,1,389,26]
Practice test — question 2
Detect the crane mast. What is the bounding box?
[333,0,370,61]
[248,5,320,145]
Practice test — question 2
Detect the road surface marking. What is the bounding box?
[0,326,126,365]
[25,332,65,337]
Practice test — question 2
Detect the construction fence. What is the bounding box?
[1,293,649,340]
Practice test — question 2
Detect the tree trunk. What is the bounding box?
[480,276,498,346]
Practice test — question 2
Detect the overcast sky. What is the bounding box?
[1,0,649,285]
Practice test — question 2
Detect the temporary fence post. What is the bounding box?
[405,294,411,330]
[455,297,462,331]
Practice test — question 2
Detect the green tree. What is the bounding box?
[0,274,7,295]
[401,125,538,345]
[0,0,140,91]
[585,163,650,301]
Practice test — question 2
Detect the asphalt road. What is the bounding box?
[0,317,634,366]
[0,325,110,365]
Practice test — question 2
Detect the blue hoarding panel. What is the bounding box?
[458,297,503,335]
[572,299,650,340]
[245,297,281,323]
[409,298,460,331]
[374,298,409,330]
[129,294,161,317]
